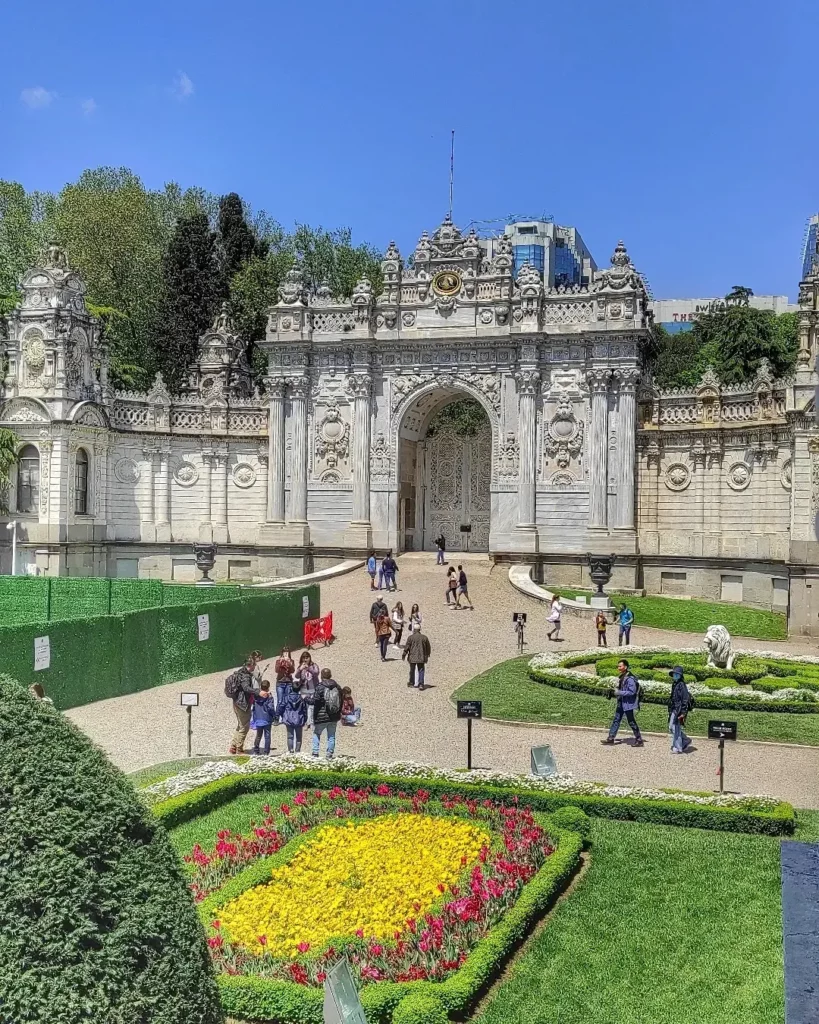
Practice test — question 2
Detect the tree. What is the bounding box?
[217,192,258,288]
[160,211,221,390]
[0,429,20,515]
[0,181,56,310]
[725,284,753,305]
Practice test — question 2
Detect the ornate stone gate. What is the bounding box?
[423,419,492,552]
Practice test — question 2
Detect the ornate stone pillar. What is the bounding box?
[212,441,229,543]
[156,445,172,541]
[613,368,639,530]
[141,444,157,541]
[288,376,309,526]
[266,379,286,523]
[641,439,662,554]
[514,369,540,543]
[586,369,611,532]
[691,438,707,555]
[348,372,372,521]
[257,441,269,519]
[199,445,213,542]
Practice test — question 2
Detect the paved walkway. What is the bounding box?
[68,555,819,808]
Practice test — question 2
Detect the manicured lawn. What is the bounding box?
[474,818,785,1024]
[561,589,787,640]
[453,657,819,745]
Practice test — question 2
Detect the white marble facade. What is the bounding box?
[2,221,819,631]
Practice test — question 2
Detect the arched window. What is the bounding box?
[75,449,89,515]
[17,445,40,514]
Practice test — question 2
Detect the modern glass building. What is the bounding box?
[803,215,819,280]
[487,221,596,287]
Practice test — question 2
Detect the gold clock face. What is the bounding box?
[431,269,462,296]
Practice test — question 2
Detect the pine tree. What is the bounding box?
[217,192,257,290]
[160,211,220,390]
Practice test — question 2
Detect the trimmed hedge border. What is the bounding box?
[167,781,584,1024]
[152,768,795,841]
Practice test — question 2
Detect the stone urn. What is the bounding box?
[193,542,217,585]
[587,553,616,609]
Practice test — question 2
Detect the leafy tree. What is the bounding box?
[217,192,258,287]
[426,398,487,437]
[0,428,20,514]
[725,284,753,305]
[159,211,221,390]
[0,181,56,310]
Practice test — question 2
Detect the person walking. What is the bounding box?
[391,601,406,647]
[382,551,398,592]
[446,565,458,605]
[366,551,377,590]
[377,553,385,590]
[402,622,431,690]
[308,668,342,758]
[409,603,422,630]
[547,594,563,641]
[370,595,388,642]
[250,679,276,755]
[595,609,609,647]
[668,666,692,754]
[281,678,308,752]
[435,533,446,566]
[376,607,393,660]
[618,604,634,646]
[225,652,260,755]
[602,659,644,746]
[455,565,473,609]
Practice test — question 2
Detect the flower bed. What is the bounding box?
[173,783,585,1022]
[530,647,819,715]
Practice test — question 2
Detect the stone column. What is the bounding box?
[514,370,540,548]
[288,376,309,526]
[586,369,611,532]
[156,445,172,541]
[613,368,639,530]
[199,446,213,542]
[346,372,373,548]
[141,444,157,542]
[212,442,229,543]
[257,442,269,519]
[691,439,706,555]
[641,439,661,554]
[266,379,286,523]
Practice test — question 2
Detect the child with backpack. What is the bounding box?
[280,678,309,753]
[341,686,361,726]
[595,610,609,647]
[250,679,276,755]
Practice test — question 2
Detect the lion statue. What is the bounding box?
[703,624,734,670]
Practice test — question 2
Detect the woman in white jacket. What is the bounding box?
[547,594,563,642]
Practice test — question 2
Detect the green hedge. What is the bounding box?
[111,577,164,612]
[0,586,319,710]
[0,576,50,623]
[0,674,224,1024]
[161,584,243,606]
[153,769,795,839]
[48,576,112,620]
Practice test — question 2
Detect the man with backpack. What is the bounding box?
[602,658,644,747]
[668,665,693,753]
[307,667,342,758]
[225,652,260,755]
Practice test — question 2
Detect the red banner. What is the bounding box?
[304,612,334,647]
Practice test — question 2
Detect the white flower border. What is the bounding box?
[141,752,780,810]
[528,646,819,705]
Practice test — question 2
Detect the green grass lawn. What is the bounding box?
[474,818,785,1024]
[561,589,787,640]
[453,656,819,745]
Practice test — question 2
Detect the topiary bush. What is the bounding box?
[393,992,449,1024]
[0,674,224,1024]
[548,805,592,842]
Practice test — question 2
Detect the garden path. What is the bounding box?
[69,556,819,808]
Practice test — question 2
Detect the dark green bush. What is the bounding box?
[393,992,449,1024]
[0,675,224,1024]
[547,805,591,841]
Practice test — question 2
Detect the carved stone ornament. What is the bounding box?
[549,471,576,487]
[514,369,541,396]
[174,461,199,487]
[315,401,350,469]
[664,462,691,491]
[370,431,392,478]
[780,458,792,491]
[0,398,49,424]
[431,269,462,296]
[114,458,140,485]
[401,311,416,327]
[23,330,46,374]
[497,432,520,476]
[544,397,584,469]
[232,462,257,488]
[279,264,306,305]
[726,461,752,491]
[479,308,493,325]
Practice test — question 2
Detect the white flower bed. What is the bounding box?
[528,647,819,704]
[141,752,780,809]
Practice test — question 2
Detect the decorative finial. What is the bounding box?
[610,240,630,268]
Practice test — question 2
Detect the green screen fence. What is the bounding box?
[0,584,319,710]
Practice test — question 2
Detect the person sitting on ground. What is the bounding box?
[341,685,361,725]
[280,678,308,753]
[391,601,406,647]
[250,679,276,755]
[29,682,54,706]
[307,668,342,758]
[225,651,260,755]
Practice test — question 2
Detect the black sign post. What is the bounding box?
[457,700,482,769]
[181,692,199,757]
[708,720,738,793]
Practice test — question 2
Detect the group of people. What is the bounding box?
[594,604,635,646]
[602,658,693,753]
[366,551,399,591]
[368,595,432,689]
[225,649,360,759]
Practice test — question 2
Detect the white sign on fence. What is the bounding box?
[34,635,51,672]
[197,614,210,642]
[302,595,310,619]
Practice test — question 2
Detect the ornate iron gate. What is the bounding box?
[423,421,491,551]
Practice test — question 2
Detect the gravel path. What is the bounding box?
[68,555,819,808]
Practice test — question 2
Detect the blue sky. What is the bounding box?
[1,0,815,299]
